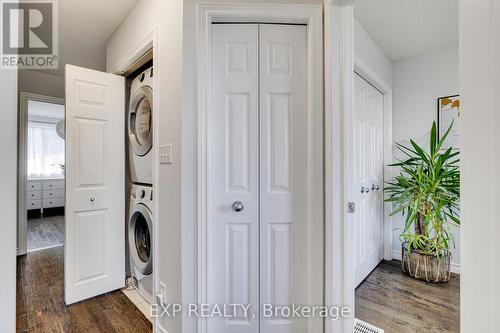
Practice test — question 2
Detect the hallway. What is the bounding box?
[16,246,152,332]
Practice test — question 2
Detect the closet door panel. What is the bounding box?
[259,24,307,333]
[353,73,385,287]
[208,24,260,333]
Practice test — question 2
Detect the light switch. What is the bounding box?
[159,144,173,164]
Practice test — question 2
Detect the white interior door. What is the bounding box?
[208,23,310,333]
[353,72,384,287]
[208,24,260,333]
[259,24,307,333]
[65,64,125,304]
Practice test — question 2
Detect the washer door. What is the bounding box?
[129,86,153,156]
[128,203,153,275]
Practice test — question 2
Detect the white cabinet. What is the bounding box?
[27,199,41,210]
[43,197,65,208]
[27,181,42,191]
[43,180,65,190]
[27,178,65,213]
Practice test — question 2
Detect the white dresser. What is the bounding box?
[27,178,65,213]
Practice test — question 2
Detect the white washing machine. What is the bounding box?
[129,67,153,185]
[128,184,154,304]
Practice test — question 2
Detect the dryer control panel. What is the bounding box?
[131,184,153,204]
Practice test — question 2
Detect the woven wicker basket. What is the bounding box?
[401,243,451,283]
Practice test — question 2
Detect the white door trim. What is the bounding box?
[109,29,156,76]
[196,3,323,333]
[17,92,65,256]
[353,55,394,261]
[324,2,355,333]
[325,2,394,332]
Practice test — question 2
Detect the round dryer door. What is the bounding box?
[128,203,153,275]
[129,86,153,156]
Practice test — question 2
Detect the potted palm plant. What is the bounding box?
[385,121,460,282]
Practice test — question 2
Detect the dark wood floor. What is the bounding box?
[356,260,460,333]
[27,214,65,252]
[17,246,152,333]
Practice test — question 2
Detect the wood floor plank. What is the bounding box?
[355,260,460,333]
[17,246,152,333]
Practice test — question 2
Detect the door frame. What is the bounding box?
[324,2,393,332]
[17,92,65,256]
[324,4,355,332]
[109,28,159,331]
[195,3,323,332]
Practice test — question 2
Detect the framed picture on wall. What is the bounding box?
[437,94,460,150]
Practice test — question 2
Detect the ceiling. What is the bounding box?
[39,0,139,77]
[354,0,458,62]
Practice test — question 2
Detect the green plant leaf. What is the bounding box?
[435,120,454,152]
[430,121,437,156]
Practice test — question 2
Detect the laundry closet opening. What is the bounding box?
[124,57,155,317]
[205,22,323,333]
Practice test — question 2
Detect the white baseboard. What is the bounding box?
[450,262,461,274]
[122,280,153,323]
[392,250,460,274]
[156,323,168,333]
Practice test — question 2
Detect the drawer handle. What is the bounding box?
[50,201,53,204]
[90,197,95,202]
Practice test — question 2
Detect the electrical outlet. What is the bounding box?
[159,144,173,164]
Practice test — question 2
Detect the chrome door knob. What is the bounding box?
[232,201,244,212]
[372,184,380,191]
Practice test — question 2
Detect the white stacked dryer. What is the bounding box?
[129,67,153,185]
[127,66,154,304]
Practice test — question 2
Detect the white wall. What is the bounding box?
[391,45,460,271]
[392,46,459,143]
[0,69,18,332]
[107,0,183,332]
[18,70,65,98]
[354,19,392,88]
[459,0,500,331]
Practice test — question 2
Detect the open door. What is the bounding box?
[64,64,125,304]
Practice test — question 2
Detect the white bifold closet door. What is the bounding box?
[208,24,308,333]
[353,72,384,287]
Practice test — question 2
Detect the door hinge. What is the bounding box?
[347,202,355,213]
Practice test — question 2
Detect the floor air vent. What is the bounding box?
[354,318,384,333]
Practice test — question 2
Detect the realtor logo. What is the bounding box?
[1,0,58,69]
